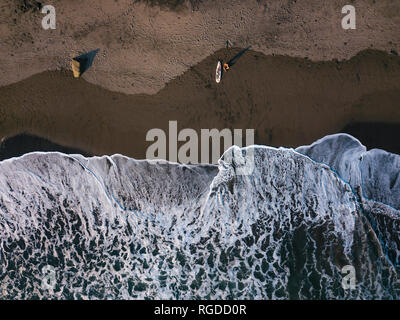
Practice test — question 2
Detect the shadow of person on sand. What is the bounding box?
[220,45,252,81]
[227,45,252,68]
[72,49,99,76]
[219,45,251,82]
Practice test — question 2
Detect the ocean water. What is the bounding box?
[0,134,399,299]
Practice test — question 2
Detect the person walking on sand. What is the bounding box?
[223,45,252,73]
[223,40,231,72]
[223,62,230,72]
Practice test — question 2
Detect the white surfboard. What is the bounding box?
[215,61,222,83]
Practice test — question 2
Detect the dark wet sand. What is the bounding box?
[0,48,399,161]
[0,133,92,161]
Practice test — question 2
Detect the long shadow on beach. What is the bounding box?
[227,46,252,68]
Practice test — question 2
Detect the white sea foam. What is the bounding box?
[296,133,400,210]
[0,136,399,299]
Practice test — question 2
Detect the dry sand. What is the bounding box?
[0,48,399,161]
[1,0,400,94]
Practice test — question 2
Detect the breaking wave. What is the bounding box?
[0,134,399,299]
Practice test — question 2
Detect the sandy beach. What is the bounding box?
[1,0,399,94]
[0,48,399,160]
[0,0,399,160]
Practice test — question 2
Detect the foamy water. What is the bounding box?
[0,134,399,299]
